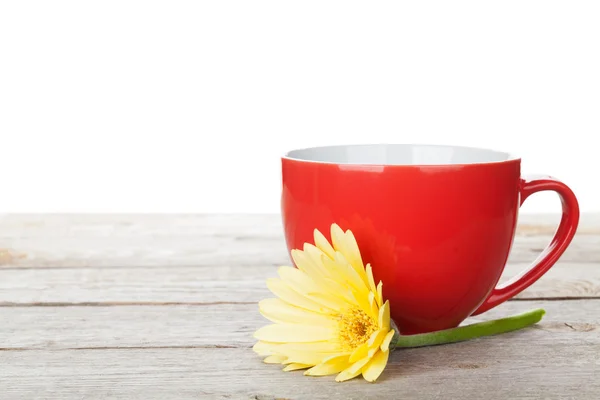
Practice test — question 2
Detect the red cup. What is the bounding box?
[281,144,579,334]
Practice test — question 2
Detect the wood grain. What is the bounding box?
[0,300,598,350]
[1,214,599,399]
[0,262,598,305]
[1,318,599,399]
[1,214,599,269]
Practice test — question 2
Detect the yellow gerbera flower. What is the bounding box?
[253,223,395,383]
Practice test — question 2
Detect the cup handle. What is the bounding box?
[471,175,580,316]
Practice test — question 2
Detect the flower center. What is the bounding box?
[338,307,377,350]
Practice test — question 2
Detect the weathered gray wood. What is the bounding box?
[1,214,599,399]
[1,214,599,269]
[500,261,600,299]
[0,262,597,305]
[1,322,599,399]
[0,300,598,350]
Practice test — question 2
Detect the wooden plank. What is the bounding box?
[1,302,599,399]
[0,300,598,350]
[0,214,288,269]
[0,261,597,305]
[1,214,599,269]
[2,347,599,400]
[0,214,598,399]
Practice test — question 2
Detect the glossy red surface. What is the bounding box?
[281,156,579,334]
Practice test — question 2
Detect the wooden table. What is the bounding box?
[1,214,599,399]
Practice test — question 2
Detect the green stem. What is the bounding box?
[394,309,545,349]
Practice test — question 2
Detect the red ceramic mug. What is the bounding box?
[281,144,579,334]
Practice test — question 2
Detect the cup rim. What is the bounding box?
[282,143,521,167]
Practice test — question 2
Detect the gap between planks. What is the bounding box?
[1,297,600,308]
[0,301,257,307]
[0,345,241,352]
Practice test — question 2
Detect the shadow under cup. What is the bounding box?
[280,144,579,334]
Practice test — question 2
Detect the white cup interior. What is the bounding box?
[284,144,517,166]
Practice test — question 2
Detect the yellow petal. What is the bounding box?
[330,223,367,282]
[376,281,383,307]
[366,264,380,305]
[266,278,331,314]
[254,324,334,343]
[253,340,281,356]
[341,230,368,284]
[335,357,370,382]
[263,355,287,364]
[290,247,354,305]
[349,289,375,320]
[330,223,348,255]
[323,277,356,304]
[366,329,387,350]
[306,292,349,311]
[319,254,345,284]
[349,342,369,363]
[259,298,336,326]
[368,291,379,320]
[277,267,346,311]
[367,347,378,358]
[283,363,311,372]
[283,351,337,365]
[278,341,343,353]
[313,228,336,260]
[334,251,369,293]
[381,330,395,352]
[295,247,354,303]
[305,354,350,376]
[378,300,390,331]
[335,368,363,382]
[345,356,371,375]
[322,252,368,297]
[362,349,390,382]
[291,249,326,280]
[277,266,320,294]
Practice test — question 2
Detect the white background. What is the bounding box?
[1,1,598,214]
